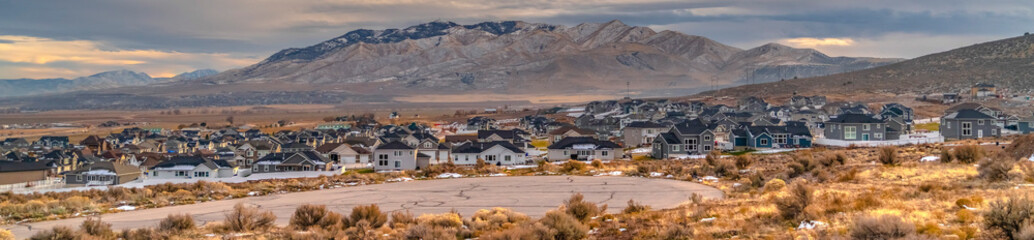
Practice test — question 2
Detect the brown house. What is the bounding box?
[80,135,111,152]
[0,161,51,186]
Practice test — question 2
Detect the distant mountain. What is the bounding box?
[0,69,216,97]
[700,34,1034,98]
[172,69,219,81]
[194,20,898,95]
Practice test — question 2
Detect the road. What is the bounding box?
[3,176,723,238]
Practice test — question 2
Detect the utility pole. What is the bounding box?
[625,81,630,100]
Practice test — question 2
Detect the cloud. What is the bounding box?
[0,35,259,79]
[1,0,1033,79]
[782,38,855,48]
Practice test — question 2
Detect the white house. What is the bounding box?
[150,156,237,179]
[450,141,527,166]
[547,137,621,161]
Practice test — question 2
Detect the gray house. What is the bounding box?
[823,114,898,141]
[65,161,141,186]
[651,120,718,159]
[546,137,621,161]
[941,109,1000,140]
[372,141,417,171]
[622,121,669,147]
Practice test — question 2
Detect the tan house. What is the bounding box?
[548,126,596,143]
[0,161,52,187]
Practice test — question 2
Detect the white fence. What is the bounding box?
[0,178,65,193]
[815,133,944,147]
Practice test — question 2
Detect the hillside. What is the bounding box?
[0,69,217,97]
[700,34,1034,98]
[186,20,896,95]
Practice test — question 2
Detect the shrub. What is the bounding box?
[659,224,694,240]
[480,222,555,240]
[714,159,737,177]
[347,204,388,228]
[850,215,915,240]
[29,226,76,240]
[978,154,1015,182]
[878,146,900,165]
[391,210,417,227]
[940,148,955,163]
[774,180,813,221]
[159,213,196,233]
[405,224,459,240]
[120,228,162,240]
[1020,161,1034,183]
[984,196,1034,239]
[623,199,651,214]
[734,155,754,169]
[763,179,787,193]
[539,210,588,240]
[224,203,276,232]
[290,204,337,230]
[467,208,531,233]
[561,160,587,173]
[0,229,13,240]
[562,193,602,222]
[955,145,983,164]
[591,159,604,168]
[79,217,114,237]
[1017,224,1034,240]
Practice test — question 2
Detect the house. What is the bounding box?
[547,137,621,161]
[450,141,527,166]
[80,135,111,152]
[941,109,1001,140]
[0,161,52,188]
[372,141,417,171]
[2,138,30,148]
[738,96,769,113]
[35,136,70,148]
[150,156,236,179]
[971,83,996,98]
[823,114,897,141]
[622,121,669,147]
[316,143,371,169]
[252,151,329,173]
[64,161,141,186]
[880,103,915,133]
[548,126,596,143]
[734,125,813,149]
[651,120,718,158]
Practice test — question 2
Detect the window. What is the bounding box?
[703,135,711,141]
[760,139,769,146]
[424,142,432,148]
[194,171,209,177]
[875,133,883,139]
[76,175,82,181]
[962,122,972,136]
[176,171,187,176]
[601,151,608,156]
[978,120,985,125]
[394,161,401,168]
[264,165,269,172]
[505,155,512,161]
[992,129,998,135]
[863,124,870,131]
[487,155,497,161]
[703,145,711,151]
[844,126,857,140]
[672,145,680,151]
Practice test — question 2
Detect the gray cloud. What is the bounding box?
[1,0,1032,78]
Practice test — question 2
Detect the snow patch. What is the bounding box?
[920,156,940,162]
[436,173,463,178]
[797,220,826,230]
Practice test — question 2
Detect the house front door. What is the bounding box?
[978,130,984,138]
[863,134,869,141]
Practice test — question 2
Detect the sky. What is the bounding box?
[1,0,1032,79]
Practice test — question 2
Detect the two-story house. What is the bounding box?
[941,109,1000,140]
[622,121,669,147]
[651,120,717,159]
[823,114,897,141]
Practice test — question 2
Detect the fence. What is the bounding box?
[814,133,944,147]
[0,178,65,193]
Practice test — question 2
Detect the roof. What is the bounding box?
[477,130,523,140]
[256,151,327,165]
[0,161,51,173]
[547,137,621,150]
[673,119,711,135]
[944,109,995,120]
[154,156,232,170]
[282,142,312,149]
[548,126,595,135]
[657,132,679,144]
[70,161,141,175]
[625,121,666,128]
[350,146,372,154]
[376,141,413,150]
[975,83,996,88]
[452,141,526,154]
[315,142,346,153]
[826,114,884,124]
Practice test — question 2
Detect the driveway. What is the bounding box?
[3,176,723,238]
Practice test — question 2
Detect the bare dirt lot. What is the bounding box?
[2,176,722,238]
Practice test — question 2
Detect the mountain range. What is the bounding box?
[185,20,898,96]
[699,34,1034,98]
[0,69,218,97]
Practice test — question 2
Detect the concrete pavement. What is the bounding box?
[3,176,723,238]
